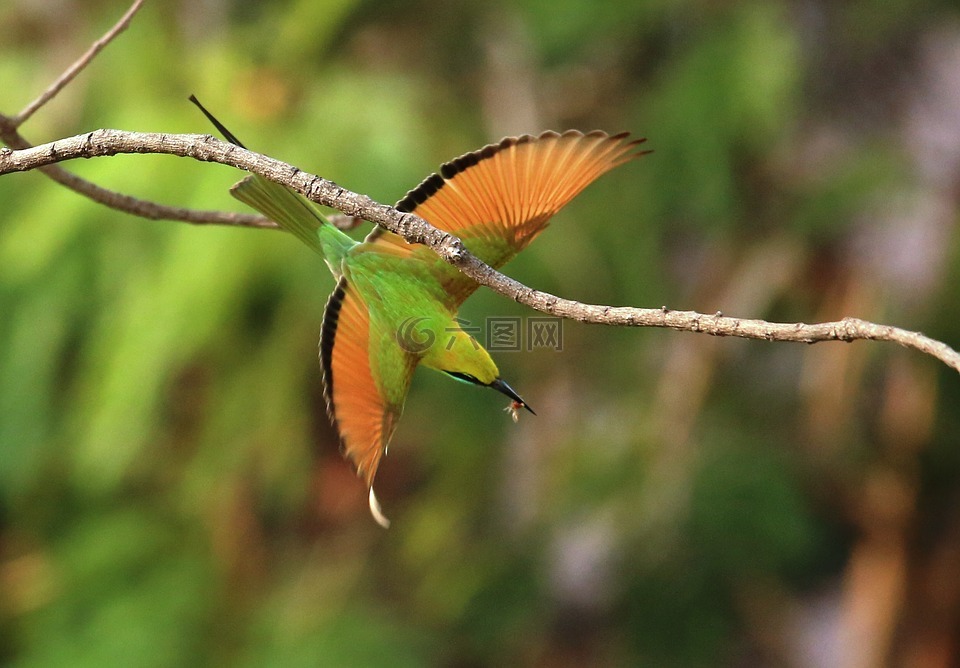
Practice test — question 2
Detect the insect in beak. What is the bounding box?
[489,378,536,421]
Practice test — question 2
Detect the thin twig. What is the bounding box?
[1,0,363,231]
[12,0,146,127]
[0,0,272,230]
[0,0,266,228]
[1,129,957,374]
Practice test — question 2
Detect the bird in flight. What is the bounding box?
[191,96,646,527]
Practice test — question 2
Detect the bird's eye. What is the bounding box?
[445,371,482,385]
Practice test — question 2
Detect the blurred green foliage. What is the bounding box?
[2,0,960,665]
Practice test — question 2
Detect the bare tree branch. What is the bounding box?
[0,115,278,228]
[0,118,361,230]
[2,128,957,375]
[11,0,146,127]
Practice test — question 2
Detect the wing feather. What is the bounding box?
[363,130,647,305]
[320,278,412,526]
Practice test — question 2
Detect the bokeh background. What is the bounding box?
[3,1,960,665]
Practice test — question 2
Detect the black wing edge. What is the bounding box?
[319,277,348,446]
[370,130,646,242]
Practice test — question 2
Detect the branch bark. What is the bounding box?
[2,129,958,375]
[0,118,359,231]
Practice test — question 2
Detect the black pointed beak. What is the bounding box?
[489,378,536,415]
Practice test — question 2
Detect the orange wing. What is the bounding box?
[320,278,412,527]
[365,130,647,304]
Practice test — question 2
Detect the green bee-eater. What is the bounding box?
[191,97,645,526]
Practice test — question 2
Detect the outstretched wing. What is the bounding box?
[320,277,414,527]
[364,130,647,307]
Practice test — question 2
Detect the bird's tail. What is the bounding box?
[189,94,333,258]
[230,174,328,256]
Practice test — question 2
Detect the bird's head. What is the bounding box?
[443,370,536,417]
[420,324,536,416]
